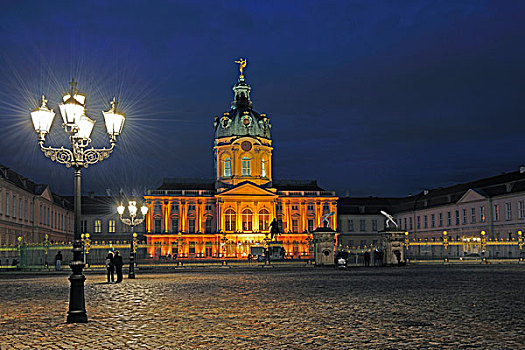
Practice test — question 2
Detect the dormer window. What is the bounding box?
[224,158,231,177]
[242,157,251,176]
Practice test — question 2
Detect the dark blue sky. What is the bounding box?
[1,0,525,197]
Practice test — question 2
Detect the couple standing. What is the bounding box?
[106,251,124,283]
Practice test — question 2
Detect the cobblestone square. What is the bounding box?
[0,265,524,349]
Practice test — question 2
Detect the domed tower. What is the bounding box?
[214,59,273,189]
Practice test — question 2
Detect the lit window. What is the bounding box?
[225,209,236,231]
[258,209,270,231]
[242,157,251,176]
[224,158,231,177]
[494,204,500,221]
[108,219,116,233]
[242,209,253,231]
[261,159,266,178]
[94,220,102,233]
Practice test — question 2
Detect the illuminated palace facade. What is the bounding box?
[144,66,337,259]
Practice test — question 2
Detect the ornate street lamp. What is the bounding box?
[30,79,125,323]
[117,201,148,279]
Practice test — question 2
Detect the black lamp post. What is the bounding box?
[117,201,148,279]
[30,80,125,323]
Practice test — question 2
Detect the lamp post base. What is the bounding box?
[128,254,136,279]
[67,240,88,323]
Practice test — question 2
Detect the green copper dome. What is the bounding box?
[214,76,271,140]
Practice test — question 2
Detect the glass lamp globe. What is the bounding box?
[117,205,125,215]
[103,98,125,137]
[75,115,95,140]
[59,95,85,125]
[31,96,55,136]
[128,201,138,217]
[141,205,148,215]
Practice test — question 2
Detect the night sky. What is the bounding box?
[1,1,525,197]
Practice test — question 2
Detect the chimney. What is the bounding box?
[88,192,95,199]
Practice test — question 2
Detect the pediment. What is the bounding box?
[40,186,53,202]
[217,182,277,198]
[456,189,488,204]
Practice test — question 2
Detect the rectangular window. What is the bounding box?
[12,195,16,218]
[171,219,179,233]
[438,213,442,227]
[188,219,195,233]
[261,160,266,178]
[224,158,231,177]
[0,189,2,215]
[424,215,428,228]
[430,214,435,228]
[171,203,179,212]
[154,203,162,214]
[308,219,314,232]
[416,216,420,229]
[372,219,378,231]
[409,217,413,230]
[39,204,42,224]
[19,200,22,221]
[94,220,102,233]
[359,219,366,231]
[81,220,87,233]
[518,201,525,219]
[242,157,251,176]
[108,219,116,233]
[205,204,212,211]
[291,219,298,233]
[5,192,9,216]
[479,206,485,222]
[455,210,460,225]
[403,218,407,229]
[446,212,451,226]
[205,218,213,233]
[323,203,330,212]
[154,219,162,232]
[505,202,512,220]
[188,241,195,255]
[188,204,196,211]
[462,209,467,224]
[24,200,28,221]
[471,208,476,223]
[307,204,314,211]
[205,242,212,257]
[494,204,500,221]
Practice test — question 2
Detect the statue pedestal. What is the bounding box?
[380,228,405,266]
[313,227,337,266]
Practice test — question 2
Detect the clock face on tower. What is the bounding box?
[241,141,252,151]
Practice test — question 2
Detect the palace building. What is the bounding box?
[144,62,338,259]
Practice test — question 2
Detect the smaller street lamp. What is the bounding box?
[117,201,148,279]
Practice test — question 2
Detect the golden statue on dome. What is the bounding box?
[235,58,247,79]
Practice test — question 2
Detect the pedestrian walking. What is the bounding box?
[55,251,63,271]
[105,252,115,283]
[114,251,124,283]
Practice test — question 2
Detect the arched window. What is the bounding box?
[225,209,236,231]
[259,209,270,231]
[242,209,253,231]
[242,157,251,176]
[223,158,231,177]
[261,159,267,178]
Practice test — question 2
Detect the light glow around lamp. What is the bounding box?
[141,205,148,216]
[128,201,138,217]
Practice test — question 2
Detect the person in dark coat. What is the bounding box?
[114,251,124,283]
[363,251,371,267]
[105,252,115,283]
[55,251,63,271]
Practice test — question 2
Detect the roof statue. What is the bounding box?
[321,211,335,228]
[380,210,399,228]
[235,58,247,79]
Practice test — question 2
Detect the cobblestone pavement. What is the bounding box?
[0,265,524,349]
